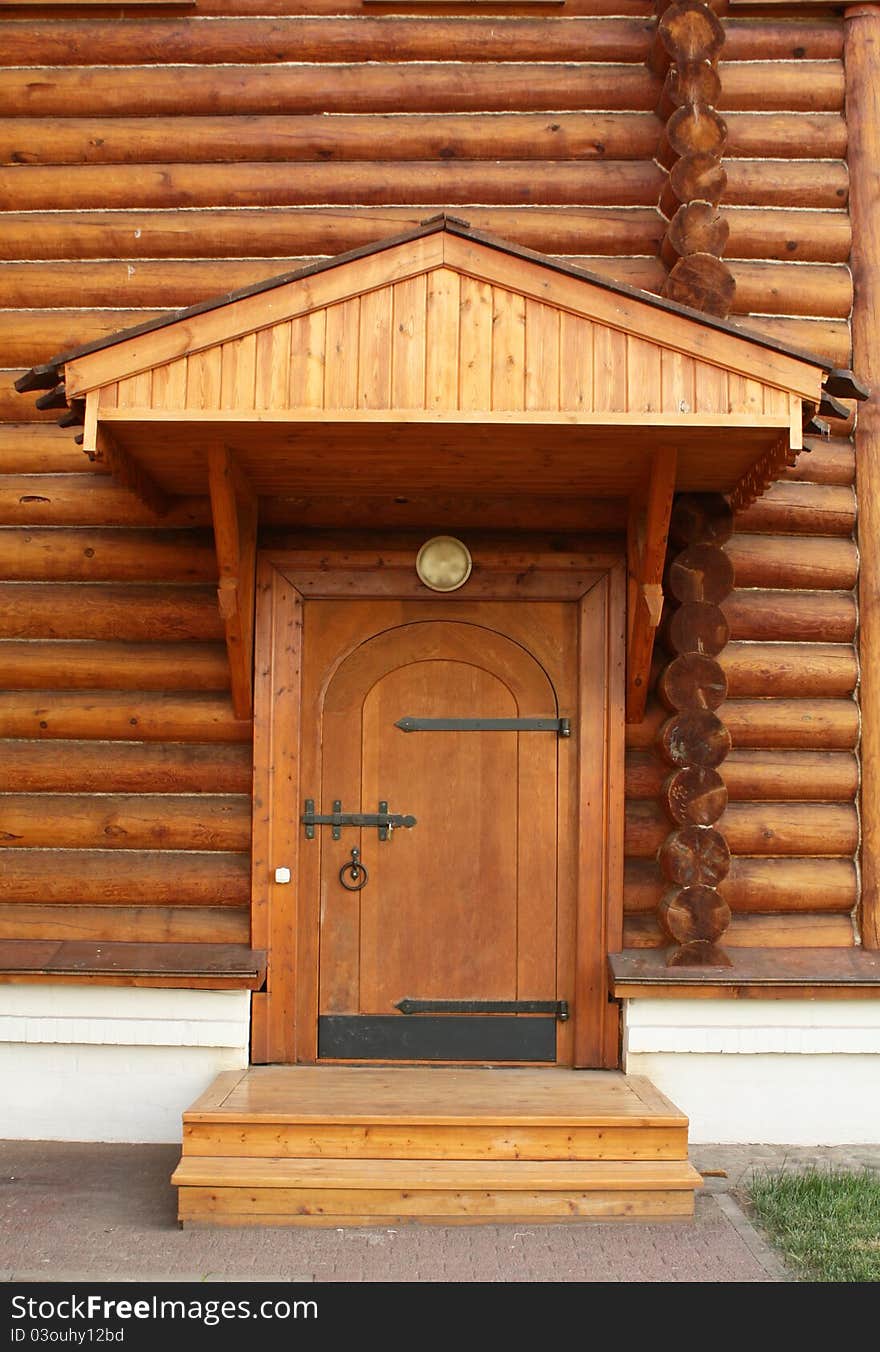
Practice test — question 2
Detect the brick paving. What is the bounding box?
[7,1141,877,1284]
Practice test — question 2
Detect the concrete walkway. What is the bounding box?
[4,1141,876,1284]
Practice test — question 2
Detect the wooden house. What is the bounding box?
[2,0,879,1225]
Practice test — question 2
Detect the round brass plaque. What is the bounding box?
[415,535,473,592]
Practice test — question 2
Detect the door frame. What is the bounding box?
[250,534,626,1069]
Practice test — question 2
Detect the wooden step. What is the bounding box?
[173,1067,701,1225]
[173,1156,703,1226]
[181,1066,690,1162]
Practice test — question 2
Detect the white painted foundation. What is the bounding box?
[624,998,880,1144]
[0,985,250,1143]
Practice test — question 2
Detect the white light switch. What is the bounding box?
[274,867,291,884]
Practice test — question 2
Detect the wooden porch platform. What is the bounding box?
[172,1067,703,1225]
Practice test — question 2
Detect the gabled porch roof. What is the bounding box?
[15,215,867,724]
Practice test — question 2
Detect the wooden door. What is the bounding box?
[301,601,578,1065]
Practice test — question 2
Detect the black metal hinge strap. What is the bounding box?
[395,717,571,738]
[395,998,570,1022]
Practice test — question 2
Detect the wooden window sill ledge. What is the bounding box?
[609,948,880,1000]
[0,940,266,991]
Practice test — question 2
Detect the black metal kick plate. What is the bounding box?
[318,1014,557,1061]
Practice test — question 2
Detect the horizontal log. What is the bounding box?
[786,438,854,486]
[0,794,251,852]
[624,855,856,912]
[719,61,843,113]
[729,264,852,320]
[0,584,224,642]
[15,160,854,227]
[721,698,859,749]
[0,17,655,66]
[0,527,217,582]
[722,159,848,210]
[0,61,841,119]
[0,64,665,117]
[0,903,249,945]
[726,533,857,589]
[0,641,230,691]
[0,373,57,423]
[738,315,851,369]
[0,477,213,529]
[0,113,664,168]
[0,481,624,535]
[0,257,851,319]
[0,208,667,261]
[733,483,856,536]
[0,424,100,475]
[0,848,250,905]
[724,19,843,61]
[625,800,858,857]
[0,310,167,368]
[622,912,854,949]
[0,112,847,171]
[720,112,846,160]
[0,160,670,215]
[0,692,251,743]
[724,208,850,262]
[721,643,858,698]
[625,697,859,750]
[724,591,857,643]
[625,748,859,801]
[0,740,252,793]
[0,0,723,15]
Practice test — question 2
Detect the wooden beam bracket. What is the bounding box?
[207,446,258,720]
[626,446,677,723]
[94,424,170,519]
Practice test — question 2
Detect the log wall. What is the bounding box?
[0,1,859,956]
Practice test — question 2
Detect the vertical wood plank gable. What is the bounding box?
[391,275,427,411]
[458,274,493,412]
[696,362,730,415]
[660,349,696,414]
[186,346,222,410]
[255,322,291,411]
[150,357,187,411]
[525,300,560,413]
[559,313,594,413]
[358,286,393,410]
[491,284,526,412]
[324,297,361,410]
[728,373,765,415]
[425,268,460,411]
[626,336,662,414]
[220,333,257,411]
[289,310,326,410]
[594,327,627,414]
[116,370,152,408]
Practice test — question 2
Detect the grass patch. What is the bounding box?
[747,1167,880,1282]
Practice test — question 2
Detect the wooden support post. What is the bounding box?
[657,492,734,966]
[846,4,880,949]
[626,446,677,724]
[207,446,258,721]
